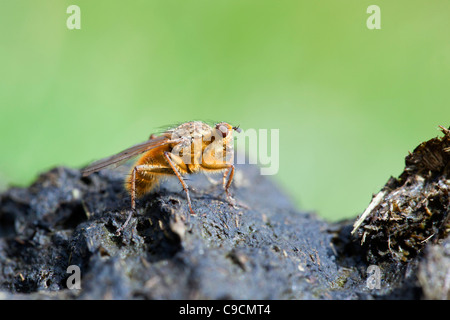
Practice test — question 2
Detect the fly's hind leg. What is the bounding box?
[117,164,145,235]
[116,164,173,235]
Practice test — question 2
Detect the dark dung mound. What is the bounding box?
[1,128,449,299]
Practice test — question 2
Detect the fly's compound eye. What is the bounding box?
[216,123,229,138]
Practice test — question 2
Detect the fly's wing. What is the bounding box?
[81,135,181,176]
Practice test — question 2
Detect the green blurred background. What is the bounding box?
[1,1,449,221]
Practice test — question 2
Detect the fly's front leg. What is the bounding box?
[223,164,234,200]
[222,165,235,204]
[222,165,249,210]
[222,169,229,190]
[201,162,238,207]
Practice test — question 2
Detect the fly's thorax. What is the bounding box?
[168,121,210,154]
[165,121,237,166]
[170,121,212,140]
